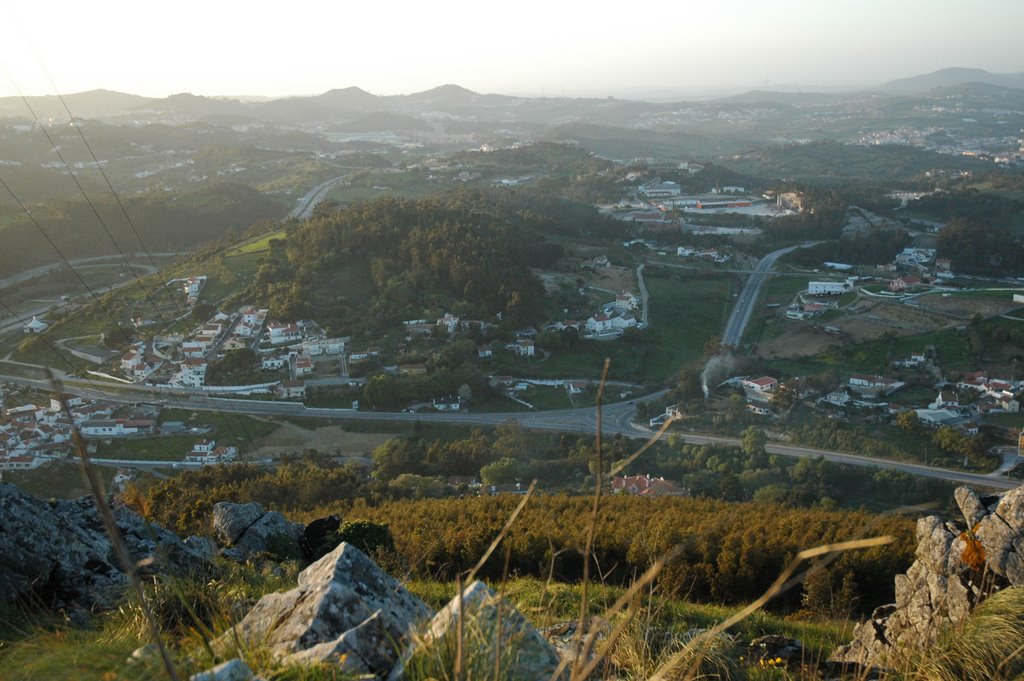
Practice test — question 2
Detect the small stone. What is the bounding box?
[189,658,254,681]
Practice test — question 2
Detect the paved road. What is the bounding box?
[0,261,165,335]
[721,245,804,347]
[636,263,650,326]
[0,253,186,291]
[1,372,1016,490]
[288,175,352,220]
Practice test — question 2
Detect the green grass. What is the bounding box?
[499,273,731,383]
[985,413,1024,430]
[1,460,117,499]
[763,275,810,301]
[406,576,852,667]
[225,230,286,256]
[90,411,277,461]
[766,327,973,378]
[941,289,1024,301]
[0,564,853,681]
[92,434,202,461]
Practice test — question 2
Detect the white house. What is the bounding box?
[514,340,535,358]
[302,337,346,356]
[261,356,287,371]
[433,395,462,411]
[742,376,778,393]
[807,281,850,296]
[613,292,639,311]
[848,374,903,396]
[176,358,208,387]
[0,455,44,470]
[267,322,302,345]
[930,390,960,409]
[275,380,306,399]
[185,439,238,465]
[437,313,461,334]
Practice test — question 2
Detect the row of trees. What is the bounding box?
[140,456,916,615]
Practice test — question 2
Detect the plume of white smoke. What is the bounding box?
[701,353,736,400]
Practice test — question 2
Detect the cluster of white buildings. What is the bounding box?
[0,395,153,469]
[402,313,490,338]
[184,438,238,465]
[580,291,641,339]
[677,246,730,263]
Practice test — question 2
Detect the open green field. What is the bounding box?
[224,230,285,256]
[92,434,199,461]
[766,326,973,378]
[490,273,732,383]
[159,408,277,444]
[939,289,1024,301]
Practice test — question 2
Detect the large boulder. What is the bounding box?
[212,502,265,545]
[391,580,567,680]
[214,542,432,676]
[223,512,302,562]
[213,502,302,561]
[0,483,210,610]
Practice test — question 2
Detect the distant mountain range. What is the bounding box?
[879,67,1024,93]
[0,67,1021,124]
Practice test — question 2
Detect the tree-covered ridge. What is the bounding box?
[0,183,285,278]
[250,190,581,326]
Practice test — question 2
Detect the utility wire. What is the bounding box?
[2,73,261,453]
[0,175,259,454]
[40,69,188,320]
[0,293,181,461]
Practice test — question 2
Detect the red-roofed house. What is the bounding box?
[742,376,778,393]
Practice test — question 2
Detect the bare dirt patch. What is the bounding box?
[251,421,393,459]
[914,294,1022,319]
[755,325,842,359]
[753,299,966,360]
[533,263,638,297]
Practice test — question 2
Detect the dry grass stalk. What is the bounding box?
[649,535,894,681]
[572,358,611,678]
[49,370,180,681]
[607,413,679,479]
[560,545,685,681]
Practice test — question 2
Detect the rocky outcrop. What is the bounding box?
[391,580,567,680]
[212,501,302,561]
[0,483,210,610]
[833,484,1022,668]
[214,542,433,676]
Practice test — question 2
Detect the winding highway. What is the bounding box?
[720,244,809,348]
[288,175,352,220]
[1,371,1016,490]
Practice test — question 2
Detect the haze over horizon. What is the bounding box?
[1,0,1022,101]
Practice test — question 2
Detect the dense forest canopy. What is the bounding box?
[937,219,1024,276]
[248,190,611,327]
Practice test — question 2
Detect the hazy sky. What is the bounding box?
[1,0,1021,99]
